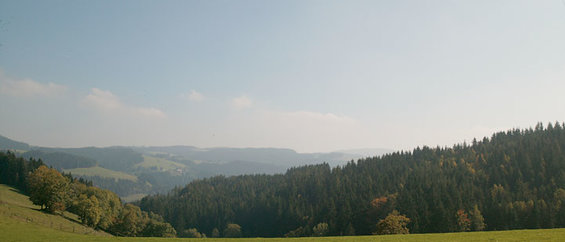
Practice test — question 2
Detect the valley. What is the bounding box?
[1,135,384,202]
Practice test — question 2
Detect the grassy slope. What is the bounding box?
[63,166,138,182]
[0,184,110,240]
[2,184,565,241]
[135,155,186,172]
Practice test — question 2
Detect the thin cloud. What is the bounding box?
[184,90,205,102]
[0,70,67,97]
[220,108,370,152]
[83,88,122,110]
[230,95,253,109]
[82,88,166,119]
[133,107,166,118]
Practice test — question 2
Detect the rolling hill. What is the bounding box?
[0,135,30,151]
[3,178,565,241]
[63,166,138,182]
[21,150,98,170]
[0,135,382,201]
[139,123,565,237]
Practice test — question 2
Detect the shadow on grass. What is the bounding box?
[62,212,81,224]
[9,187,28,196]
[29,207,88,229]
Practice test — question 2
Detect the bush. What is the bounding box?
[375,210,410,235]
[285,226,305,237]
[312,222,329,237]
[224,223,242,238]
[181,228,202,238]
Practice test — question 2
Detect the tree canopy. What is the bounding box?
[27,166,70,213]
[375,210,410,235]
[139,123,565,237]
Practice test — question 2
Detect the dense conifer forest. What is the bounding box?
[139,123,565,237]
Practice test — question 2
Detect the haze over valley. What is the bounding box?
[0,134,390,201]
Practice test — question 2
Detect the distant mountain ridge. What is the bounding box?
[21,150,98,170]
[0,135,390,167]
[336,148,395,157]
[35,146,144,172]
[0,134,391,201]
[135,146,380,167]
[0,135,30,151]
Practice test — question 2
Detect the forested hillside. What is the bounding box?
[139,123,565,237]
[21,150,98,170]
[36,147,144,172]
[0,135,30,151]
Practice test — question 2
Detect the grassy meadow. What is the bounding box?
[0,184,109,239]
[136,155,186,171]
[120,193,149,203]
[63,166,138,182]
[2,183,565,241]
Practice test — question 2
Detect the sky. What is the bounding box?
[1,0,565,153]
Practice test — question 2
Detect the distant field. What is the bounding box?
[13,149,28,154]
[63,166,138,182]
[135,155,186,172]
[3,184,565,241]
[121,193,148,203]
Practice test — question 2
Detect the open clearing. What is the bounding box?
[135,155,186,172]
[63,166,138,181]
[120,193,148,203]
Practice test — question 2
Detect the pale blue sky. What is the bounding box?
[1,0,565,152]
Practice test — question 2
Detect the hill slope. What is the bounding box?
[139,123,565,237]
[0,135,382,201]
[1,187,565,242]
[137,146,377,168]
[0,184,109,237]
[0,135,30,151]
[21,150,98,170]
[36,147,144,172]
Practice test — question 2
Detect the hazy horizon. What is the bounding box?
[1,0,564,153]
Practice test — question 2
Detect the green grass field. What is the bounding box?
[63,166,138,182]
[121,193,148,203]
[0,184,109,239]
[135,155,186,172]
[2,183,565,241]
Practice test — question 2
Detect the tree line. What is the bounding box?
[139,122,565,237]
[0,151,176,237]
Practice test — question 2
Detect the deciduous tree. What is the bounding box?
[211,228,220,238]
[75,194,101,227]
[375,210,410,235]
[312,222,329,236]
[455,209,471,232]
[27,165,69,213]
[224,223,242,238]
[181,228,202,238]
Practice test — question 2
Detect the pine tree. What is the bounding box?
[469,205,485,231]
